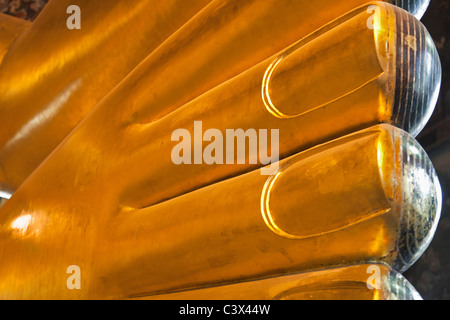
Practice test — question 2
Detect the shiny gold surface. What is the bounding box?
[0,1,439,301]
[92,125,439,298]
[142,265,421,300]
[0,13,29,64]
[0,0,212,192]
[0,0,426,192]
[0,124,440,299]
[36,2,434,211]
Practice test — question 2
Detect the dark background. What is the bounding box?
[1,0,449,300]
[0,0,47,21]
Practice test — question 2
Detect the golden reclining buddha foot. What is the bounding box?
[94,125,441,298]
[0,0,440,300]
[0,0,433,193]
[142,264,422,300]
[0,124,441,299]
[29,1,439,211]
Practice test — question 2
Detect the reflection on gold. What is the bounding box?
[3,79,82,151]
[262,56,285,118]
[260,172,282,237]
[11,215,32,235]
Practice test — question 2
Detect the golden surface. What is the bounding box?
[0,1,438,300]
[142,265,420,300]
[0,0,413,192]
[47,3,416,211]
[92,125,436,297]
[0,0,212,193]
[0,124,439,299]
[0,13,29,65]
